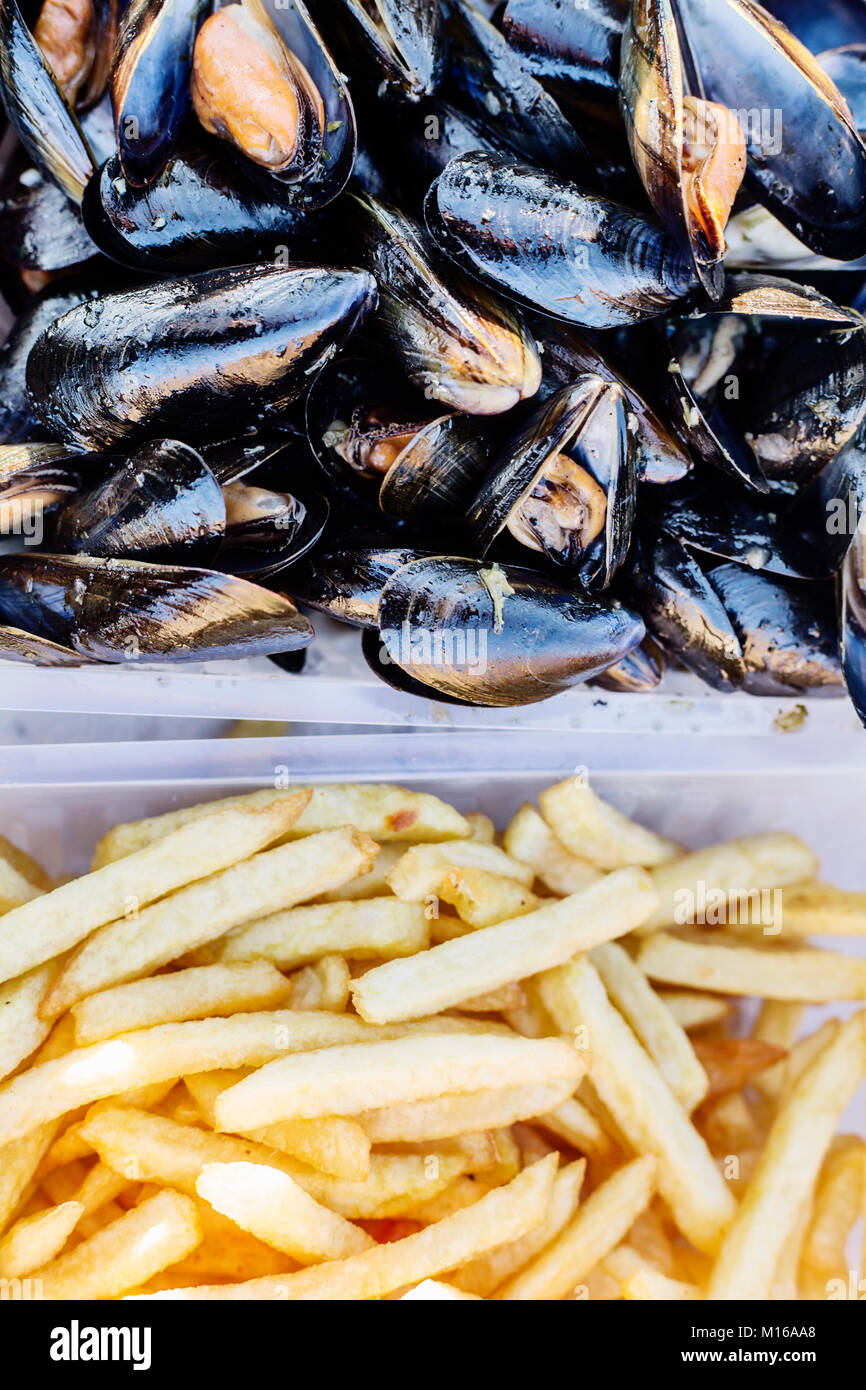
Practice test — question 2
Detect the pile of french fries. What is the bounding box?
[0,778,863,1301]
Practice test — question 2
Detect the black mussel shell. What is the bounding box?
[708,562,843,696]
[0,623,99,665]
[0,553,313,661]
[841,519,866,723]
[766,0,866,56]
[378,411,491,521]
[425,152,698,330]
[54,440,226,565]
[0,283,100,444]
[26,263,378,450]
[589,639,665,693]
[111,0,208,187]
[220,442,330,578]
[502,0,624,105]
[199,433,300,487]
[359,97,499,205]
[0,442,85,534]
[82,147,310,272]
[718,273,865,325]
[629,527,746,689]
[373,554,646,706]
[788,419,866,574]
[361,625,478,705]
[279,545,431,627]
[0,0,95,202]
[309,0,447,102]
[818,45,866,133]
[0,166,97,271]
[672,0,866,261]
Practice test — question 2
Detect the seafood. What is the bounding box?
[501,0,626,105]
[309,0,447,102]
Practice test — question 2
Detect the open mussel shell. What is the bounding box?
[766,0,866,56]
[111,0,208,188]
[628,526,746,690]
[717,273,866,325]
[589,639,665,693]
[279,544,430,627]
[671,0,866,261]
[788,419,866,574]
[425,152,698,329]
[82,146,310,272]
[0,442,86,534]
[378,412,491,521]
[371,555,647,707]
[0,0,95,203]
[0,165,97,271]
[34,0,118,111]
[840,519,866,724]
[54,440,227,565]
[0,283,99,443]
[26,263,378,450]
[310,0,447,102]
[220,442,330,578]
[620,0,746,299]
[502,0,624,106]
[0,553,313,661]
[708,562,843,697]
[533,319,692,486]
[469,376,637,591]
[444,0,592,180]
[0,623,99,665]
[348,192,541,415]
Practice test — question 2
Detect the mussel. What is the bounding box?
[280,543,431,628]
[26,263,378,449]
[501,0,626,107]
[0,283,98,443]
[308,0,447,102]
[34,0,117,109]
[0,165,97,272]
[765,0,866,56]
[0,442,84,538]
[425,152,698,329]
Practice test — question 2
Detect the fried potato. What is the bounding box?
[357,1080,577,1144]
[0,960,61,1083]
[0,856,41,915]
[622,1269,701,1300]
[318,844,403,902]
[656,991,733,1031]
[0,834,54,894]
[779,881,866,936]
[0,1199,82,1277]
[539,779,679,869]
[437,868,540,929]
[217,898,427,969]
[642,834,819,933]
[692,1038,787,1101]
[387,843,534,902]
[534,1099,618,1163]
[638,932,866,1001]
[503,804,601,896]
[289,956,350,1013]
[800,1138,865,1290]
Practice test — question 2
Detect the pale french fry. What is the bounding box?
[768,1199,812,1300]
[751,1001,806,1100]
[71,1160,132,1218]
[196,1162,373,1262]
[0,1023,77,1232]
[465,814,495,844]
[43,827,376,1018]
[34,1188,201,1300]
[399,1177,488,1223]
[357,1080,576,1143]
[757,1020,841,1107]
[534,1099,618,1163]
[71,963,293,1045]
[92,785,470,867]
[539,958,736,1254]
[437,868,540,930]
[453,984,527,1013]
[503,804,601,896]
[0,794,311,988]
[289,956,350,1013]
[0,960,61,1082]
[352,869,660,1025]
[591,941,709,1112]
[217,898,427,969]
[0,857,41,915]
[800,1139,865,1289]
[0,833,54,893]
[622,1269,701,1300]
[0,1199,81,1277]
[539,779,679,870]
[642,834,819,932]
[637,932,866,1001]
[184,1070,372,1181]
[708,1013,866,1300]
[400,1280,481,1300]
[135,1155,557,1300]
[452,1159,585,1297]
[498,1155,658,1300]
[657,991,733,1031]
[779,881,866,936]
[319,845,403,902]
[215,1035,585,1130]
[388,843,534,902]
[692,1038,786,1100]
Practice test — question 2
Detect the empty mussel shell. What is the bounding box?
[279,544,432,627]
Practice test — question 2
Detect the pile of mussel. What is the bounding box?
[2,0,866,716]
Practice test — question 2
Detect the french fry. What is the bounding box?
[91,785,470,867]
[534,1098,618,1163]
[387,843,534,902]
[34,1188,202,1300]
[0,960,61,1082]
[779,881,866,936]
[400,1280,481,1300]
[319,845,403,902]
[637,932,866,1001]
[70,963,293,1045]
[453,984,527,1013]
[43,827,376,1018]
[0,1199,82,1277]
[196,1162,373,1262]
[642,834,819,932]
[135,1155,557,1300]
[591,941,709,1112]
[216,1034,585,1130]
[622,1269,701,1300]
[539,957,736,1254]
[503,804,601,896]
[352,869,660,1025]
[437,868,540,930]
[751,1001,806,1100]
[184,1070,372,1181]
[0,1023,77,1232]
[756,1019,841,1107]
[692,1039,787,1100]
[538,779,679,869]
[465,814,495,844]
[707,1013,866,1300]
[497,1155,658,1300]
[357,1080,577,1143]
[657,991,733,1031]
[0,856,41,915]
[0,834,54,893]
[0,793,311,987]
[452,1159,586,1297]
[800,1138,865,1291]
[217,898,427,969]
[70,1161,132,1218]
[289,956,350,1013]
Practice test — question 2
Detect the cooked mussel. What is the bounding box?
[219,439,330,578]
[348,191,541,414]
[0,165,97,271]
[111,0,208,187]
[502,0,625,106]
[765,0,866,55]
[190,0,356,209]
[425,152,698,329]
[308,0,447,102]
[368,554,646,705]
[620,0,747,298]
[280,543,431,627]
[26,262,378,450]
[590,638,665,692]
[0,442,84,538]
[469,376,637,591]
[0,624,98,665]
[0,283,98,442]
[34,0,117,109]
[0,553,313,661]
